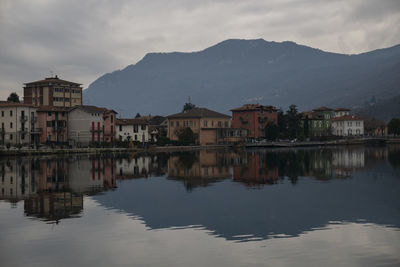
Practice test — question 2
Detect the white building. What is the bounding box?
[68,105,107,146]
[332,115,364,136]
[333,108,350,118]
[0,102,40,145]
[116,118,149,142]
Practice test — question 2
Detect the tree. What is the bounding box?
[135,113,141,118]
[388,118,400,135]
[175,127,195,145]
[265,121,279,141]
[7,92,20,103]
[182,102,196,112]
[286,104,301,139]
[303,116,309,138]
[277,109,286,138]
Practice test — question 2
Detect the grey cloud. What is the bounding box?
[0,0,398,99]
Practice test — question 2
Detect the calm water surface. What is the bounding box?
[1,146,400,267]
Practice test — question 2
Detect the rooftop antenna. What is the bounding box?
[187,96,191,104]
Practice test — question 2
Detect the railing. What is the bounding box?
[19,127,28,133]
[30,128,42,133]
[89,128,102,133]
[53,126,65,132]
[30,117,37,123]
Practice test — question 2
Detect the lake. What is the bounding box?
[1,146,400,267]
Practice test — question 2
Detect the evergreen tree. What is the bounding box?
[7,92,20,103]
[286,104,301,139]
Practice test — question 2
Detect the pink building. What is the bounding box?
[37,106,69,145]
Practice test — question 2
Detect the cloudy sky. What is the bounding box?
[0,0,399,99]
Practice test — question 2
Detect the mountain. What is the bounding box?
[83,39,400,117]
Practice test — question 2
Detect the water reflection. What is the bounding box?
[0,145,399,240]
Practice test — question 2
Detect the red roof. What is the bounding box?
[312,106,332,112]
[24,76,82,86]
[231,104,278,112]
[0,102,34,108]
[332,115,363,121]
[116,118,148,125]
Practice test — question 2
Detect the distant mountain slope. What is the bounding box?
[83,39,400,117]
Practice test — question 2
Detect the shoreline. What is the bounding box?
[0,137,399,156]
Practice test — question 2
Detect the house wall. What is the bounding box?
[68,109,104,146]
[0,106,39,145]
[37,110,68,144]
[116,123,149,142]
[232,110,277,139]
[332,120,364,136]
[103,112,116,142]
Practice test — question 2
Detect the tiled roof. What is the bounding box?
[69,105,108,113]
[37,106,69,112]
[332,115,363,121]
[0,102,34,108]
[24,76,82,86]
[231,104,278,112]
[167,108,230,119]
[116,118,148,125]
[312,106,333,112]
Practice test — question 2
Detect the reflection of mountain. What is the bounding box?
[94,163,400,242]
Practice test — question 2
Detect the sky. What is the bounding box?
[0,0,399,100]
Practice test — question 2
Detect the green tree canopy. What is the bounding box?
[286,104,301,139]
[265,121,279,141]
[7,92,20,103]
[388,118,400,135]
[176,127,196,145]
[183,102,196,112]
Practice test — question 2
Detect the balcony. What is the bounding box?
[52,126,65,132]
[30,117,37,123]
[20,115,28,123]
[19,127,28,133]
[90,128,103,133]
[31,128,42,134]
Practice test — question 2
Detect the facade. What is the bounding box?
[332,115,364,136]
[116,118,149,142]
[24,75,83,108]
[103,110,117,143]
[231,104,278,139]
[303,107,334,137]
[167,108,231,145]
[334,108,350,118]
[37,106,69,145]
[0,102,40,145]
[68,105,108,146]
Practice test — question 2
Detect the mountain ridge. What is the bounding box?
[84,39,400,118]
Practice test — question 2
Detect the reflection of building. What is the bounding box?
[23,76,83,107]
[233,153,279,186]
[332,149,365,178]
[116,156,151,179]
[167,108,231,145]
[168,151,232,189]
[24,192,83,222]
[0,159,37,202]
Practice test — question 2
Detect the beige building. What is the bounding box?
[0,102,40,145]
[167,108,231,145]
[23,75,83,108]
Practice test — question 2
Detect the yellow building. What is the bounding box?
[167,107,231,145]
[23,75,83,108]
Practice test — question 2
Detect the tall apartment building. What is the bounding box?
[23,75,83,108]
[0,102,40,145]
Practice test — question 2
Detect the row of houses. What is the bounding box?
[2,75,366,146]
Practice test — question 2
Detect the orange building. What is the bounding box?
[231,104,278,139]
[37,106,69,145]
[24,75,83,107]
[167,107,231,145]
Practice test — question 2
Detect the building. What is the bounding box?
[68,105,110,146]
[332,115,364,136]
[139,115,167,142]
[334,108,350,118]
[23,75,83,108]
[167,108,231,145]
[0,102,40,145]
[116,118,149,142]
[36,106,69,145]
[103,110,117,143]
[231,104,278,139]
[303,107,334,137]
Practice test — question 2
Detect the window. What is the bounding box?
[119,125,122,131]
[9,134,12,140]
[10,110,12,116]
[141,125,146,130]
[46,121,52,127]
[170,121,174,127]
[21,134,25,140]
[10,122,12,129]
[225,121,228,127]
[176,121,180,127]
[111,115,113,123]
[65,98,70,102]
[135,135,138,140]
[218,121,222,127]
[1,111,3,117]
[203,120,208,127]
